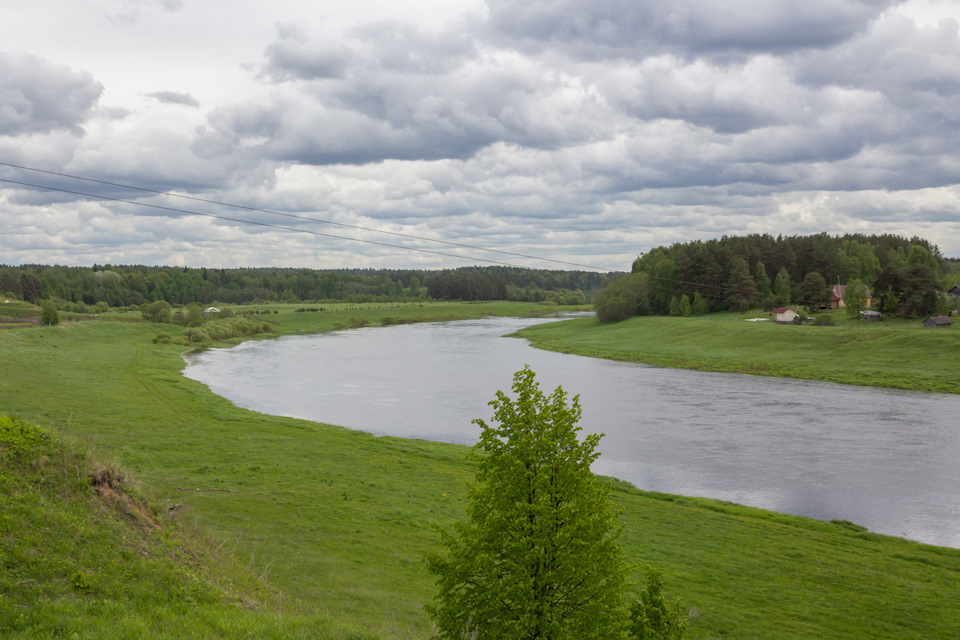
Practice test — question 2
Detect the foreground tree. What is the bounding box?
[426,366,629,639]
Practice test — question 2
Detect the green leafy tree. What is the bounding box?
[40,300,59,326]
[669,295,681,317]
[426,366,629,640]
[593,273,649,323]
[843,279,868,319]
[754,262,772,299]
[725,257,757,310]
[799,272,830,311]
[679,294,692,317]
[900,245,942,317]
[692,292,709,316]
[187,303,204,327]
[773,268,791,306]
[629,566,686,640]
[141,300,172,324]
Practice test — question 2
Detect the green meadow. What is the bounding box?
[516,311,960,394]
[3,301,960,639]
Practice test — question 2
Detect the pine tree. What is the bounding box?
[426,366,629,640]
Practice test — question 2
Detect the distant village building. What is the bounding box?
[202,306,220,317]
[859,310,881,322]
[774,307,799,324]
[829,284,872,309]
[948,285,960,301]
[922,316,953,329]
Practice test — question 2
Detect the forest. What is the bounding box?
[595,233,959,322]
[0,264,608,308]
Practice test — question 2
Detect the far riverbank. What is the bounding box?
[515,312,960,394]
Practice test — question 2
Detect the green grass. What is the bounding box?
[515,312,960,393]
[2,302,960,638]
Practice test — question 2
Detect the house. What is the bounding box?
[922,316,953,328]
[948,285,960,300]
[829,284,872,309]
[774,307,799,324]
[859,310,881,322]
[829,285,845,309]
[202,306,220,317]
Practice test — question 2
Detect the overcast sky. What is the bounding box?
[2,0,960,271]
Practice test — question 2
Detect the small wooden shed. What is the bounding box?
[922,316,953,328]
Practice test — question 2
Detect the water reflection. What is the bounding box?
[183,316,960,548]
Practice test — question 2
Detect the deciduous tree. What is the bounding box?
[426,366,629,640]
[40,300,59,326]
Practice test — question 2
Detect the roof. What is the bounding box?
[773,307,794,314]
[860,310,881,317]
[923,316,953,326]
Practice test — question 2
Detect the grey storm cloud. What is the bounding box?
[0,52,102,135]
[482,0,899,58]
[260,25,353,81]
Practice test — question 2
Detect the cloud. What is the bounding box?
[4,0,960,269]
[147,91,200,107]
[482,0,898,59]
[259,24,353,81]
[105,0,184,25]
[0,52,102,135]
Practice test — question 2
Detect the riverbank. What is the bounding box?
[516,312,960,394]
[3,303,960,638]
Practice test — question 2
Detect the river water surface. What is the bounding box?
[183,316,960,548]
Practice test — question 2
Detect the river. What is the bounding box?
[182,315,960,548]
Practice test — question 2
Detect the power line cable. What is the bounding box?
[0,171,777,298]
[0,161,617,272]
[0,177,529,268]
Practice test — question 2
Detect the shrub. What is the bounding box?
[182,327,210,343]
[629,566,686,640]
[153,332,172,344]
[40,300,60,326]
[0,416,50,461]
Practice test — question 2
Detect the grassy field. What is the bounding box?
[515,311,960,394]
[3,301,960,638]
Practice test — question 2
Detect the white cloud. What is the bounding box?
[2,0,960,269]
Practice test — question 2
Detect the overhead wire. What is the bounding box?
[0,161,617,272]
[0,176,527,267]
[0,162,783,299]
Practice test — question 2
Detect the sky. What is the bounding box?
[2,0,960,272]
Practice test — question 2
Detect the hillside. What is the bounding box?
[3,304,960,638]
[0,416,380,639]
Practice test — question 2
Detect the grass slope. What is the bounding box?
[2,302,960,638]
[516,312,960,393]
[0,416,369,640]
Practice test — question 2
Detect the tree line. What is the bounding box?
[0,264,611,308]
[595,233,956,322]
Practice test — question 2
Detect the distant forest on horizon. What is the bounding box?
[0,263,609,308]
[3,233,958,312]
